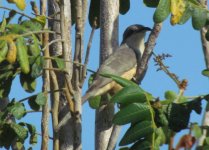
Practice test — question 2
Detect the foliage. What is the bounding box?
[100,74,207,149]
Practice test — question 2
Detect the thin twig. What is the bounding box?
[18,89,64,103]
[152,52,181,87]
[0,6,34,19]
[36,132,53,140]
[42,39,65,51]
[31,12,60,22]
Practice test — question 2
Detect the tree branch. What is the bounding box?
[135,23,162,84]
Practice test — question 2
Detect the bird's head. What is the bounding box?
[122,24,151,55]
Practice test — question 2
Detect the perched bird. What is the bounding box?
[82,24,151,104]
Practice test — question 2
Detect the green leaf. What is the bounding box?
[26,123,37,145]
[0,40,9,63]
[89,96,101,109]
[35,93,47,106]
[15,141,24,150]
[0,18,7,32]
[0,123,16,148]
[130,140,151,150]
[119,0,130,15]
[202,69,209,77]
[155,128,166,146]
[28,34,41,57]
[21,20,42,32]
[28,95,40,111]
[178,3,193,25]
[20,73,36,93]
[192,124,202,138]
[164,90,177,101]
[205,29,209,41]
[101,73,138,87]
[119,121,154,146]
[143,0,160,8]
[166,103,191,132]
[8,102,26,120]
[113,103,151,125]
[31,55,43,78]
[119,147,129,150]
[205,137,209,145]
[192,8,207,30]
[111,86,147,104]
[6,24,28,34]
[88,0,100,28]
[10,123,28,141]
[54,57,65,70]
[153,0,171,23]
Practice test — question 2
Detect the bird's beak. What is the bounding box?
[144,27,152,31]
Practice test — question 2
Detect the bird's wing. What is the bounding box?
[82,44,138,102]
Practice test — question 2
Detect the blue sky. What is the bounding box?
[2,0,209,149]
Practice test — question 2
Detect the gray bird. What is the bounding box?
[82,24,151,104]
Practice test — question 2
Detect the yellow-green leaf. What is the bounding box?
[170,0,186,25]
[7,0,26,11]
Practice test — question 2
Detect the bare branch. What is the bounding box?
[40,0,50,149]
[106,125,121,150]
[135,23,162,83]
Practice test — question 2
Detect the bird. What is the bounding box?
[82,24,151,104]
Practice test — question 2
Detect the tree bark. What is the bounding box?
[95,1,119,150]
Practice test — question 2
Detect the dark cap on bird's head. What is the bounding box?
[123,24,151,42]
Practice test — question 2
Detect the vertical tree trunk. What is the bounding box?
[40,0,50,149]
[95,1,119,150]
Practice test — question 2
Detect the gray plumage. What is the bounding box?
[82,24,151,103]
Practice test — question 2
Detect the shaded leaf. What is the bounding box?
[119,121,154,146]
[202,69,209,77]
[31,55,43,78]
[130,140,151,150]
[6,24,28,34]
[178,3,193,24]
[143,0,159,8]
[28,95,40,111]
[88,0,100,28]
[153,0,171,23]
[0,40,9,63]
[111,86,147,105]
[113,103,151,125]
[119,0,130,15]
[16,37,30,74]
[0,18,7,32]
[20,73,36,93]
[166,103,191,132]
[25,123,37,145]
[10,123,28,141]
[54,57,65,70]
[192,8,207,30]
[21,20,42,32]
[7,102,26,120]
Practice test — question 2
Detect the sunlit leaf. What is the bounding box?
[35,92,47,106]
[170,0,186,25]
[101,73,138,87]
[153,0,171,23]
[111,86,147,104]
[7,0,26,10]
[192,124,202,138]
[164,90,177,101]
[7,101,26,120]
